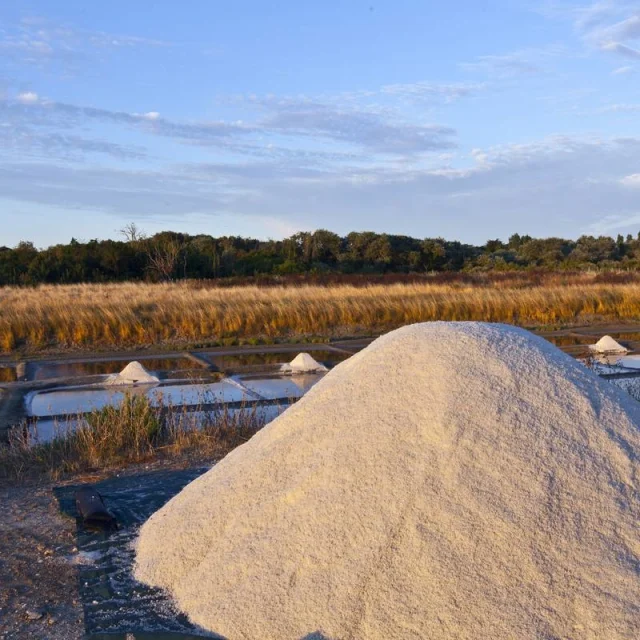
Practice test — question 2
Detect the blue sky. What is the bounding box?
[1,0,640,247]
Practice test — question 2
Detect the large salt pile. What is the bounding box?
[280,352,328,374]
[588,334,628,354]
[104,361,159,386]
[135,322,640,640]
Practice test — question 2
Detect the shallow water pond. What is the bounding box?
[614,354,640,369]
[30,385,149,417]
[33,358,194,380]
[206,349,349,370]
[542,334,600,347]
[150,381,251,406]
[29,380,246,417]
[241,373,325,399]
[28,374,324,417]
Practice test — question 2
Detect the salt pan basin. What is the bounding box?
[614,354,640,369]
[29,380,248,417]
[28,374,326,417]
[240,374,324,400]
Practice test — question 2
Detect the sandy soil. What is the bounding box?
[0,482,83,640]
[0,457,217,640]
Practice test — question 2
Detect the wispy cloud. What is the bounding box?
[3,133,638,242]
[16,91,39,104]
[355,81,486,104]
[17,15,173,49]
[260,101,456,154]
[0,125,145,160]
[573,1,620,31]
[0,94,147,159]
[620,173,640,186]
[601,40,640,57]
[0,16,172,70]
[584,211,640,234]
[570,1,640,60]
[595,102,640,112]
[0,162,230,218]
[0,95,245,161]
[1,95,252,141]
[3,91,458,160]
[612,64,635,72]
[229,81,484,118]
[460,46,565,77]
[594,11,640,40]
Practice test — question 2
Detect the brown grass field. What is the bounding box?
[1,273,640,354]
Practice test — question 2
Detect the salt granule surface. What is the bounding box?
[280,352,328,374]
[589,334,628,354]
[135,322,640,640]
[104,361,159,386]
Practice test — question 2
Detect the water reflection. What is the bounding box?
[28,374,325,418]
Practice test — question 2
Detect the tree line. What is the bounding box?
[1,226,640,286]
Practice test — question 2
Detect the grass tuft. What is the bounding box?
[0,394,268,482]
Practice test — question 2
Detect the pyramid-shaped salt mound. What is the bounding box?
[588,334,628,354]
[135,323,640,639]
[280,352,328,374]
[104,361,159,386]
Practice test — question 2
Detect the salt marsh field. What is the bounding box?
[0,343,356,446]
[3,324,640,639]
[4,326,640,446]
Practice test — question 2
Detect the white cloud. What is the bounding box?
[597,12,640,41]
[16,91,39,104]
[2,133,639,243]
[216,134,640,240]
[3,93,457,158]
[0,125,144,160]
[572,2,640,61]
[573,1,620,31]
[0,16,172,72]
[261,101,457,154]
[601,41,640,59]
[620,173,640,186]
[470,148,490,165]
[584,212,640,235]
[377,81,485,104]
[233,81,484,118]
[460,45,565,77]
[612,64,635,73]
[597,102,640,112]
[1,97,253,145]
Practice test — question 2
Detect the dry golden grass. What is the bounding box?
[0,394,267,481]
[1,276,639,353]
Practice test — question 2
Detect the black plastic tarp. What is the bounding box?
[54,467,213,639]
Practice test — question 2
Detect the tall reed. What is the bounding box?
[1,275,640,354]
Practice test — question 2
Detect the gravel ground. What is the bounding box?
[0,482,83,640]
